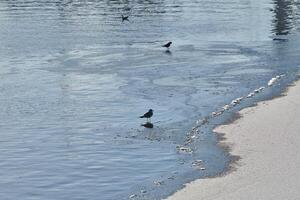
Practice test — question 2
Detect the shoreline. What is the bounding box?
[166,80,300,200]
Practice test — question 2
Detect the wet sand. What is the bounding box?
[166,80,300,200]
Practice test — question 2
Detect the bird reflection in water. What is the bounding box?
[141,122,154,129]
[165,49,172,55]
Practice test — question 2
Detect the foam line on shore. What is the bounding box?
[186,74,285,146]
[166,79,300,200]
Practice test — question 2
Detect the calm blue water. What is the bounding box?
[0,0,299,199]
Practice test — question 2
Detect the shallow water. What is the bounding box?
[0,0,300,199]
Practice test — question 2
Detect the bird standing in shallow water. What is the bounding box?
[121,15,129,21]
[140,109,153,122]
[162,41,172,48]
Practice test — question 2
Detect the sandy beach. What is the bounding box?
[166,80,300,200]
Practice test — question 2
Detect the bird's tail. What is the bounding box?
[139,116,144,118]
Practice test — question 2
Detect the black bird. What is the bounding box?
[121,15,129,21]
[162,42,172,48]
[140,109,153,122]
[141,122,154,129]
